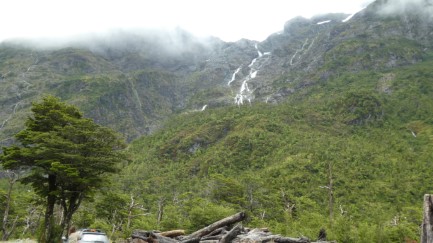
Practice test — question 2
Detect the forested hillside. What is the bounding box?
[1,0,433,242]
[110,55,433,242]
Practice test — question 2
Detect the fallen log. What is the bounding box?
[179,237,200,243]
[151,232,179,243]
[131,234,149,242]
[201,235,225,241]
[204,226,228,237]
[131,231,179,243]
[220,224,242,243]
[129,212,337,243]
[159,230,186,238]
[184,212,246,240]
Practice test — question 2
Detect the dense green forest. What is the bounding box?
[1,52,433,243]
[109,59,433,242]
[3,56,430,242]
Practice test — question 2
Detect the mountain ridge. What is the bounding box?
[0,0,432,143]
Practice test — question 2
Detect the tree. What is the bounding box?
[0,95,126,242]
[1,170,20,241]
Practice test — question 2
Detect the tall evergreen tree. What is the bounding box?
[0,95,126,242]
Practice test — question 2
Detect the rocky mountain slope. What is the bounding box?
[0,0,432,144]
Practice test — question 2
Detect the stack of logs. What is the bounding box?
[129,212,335,243]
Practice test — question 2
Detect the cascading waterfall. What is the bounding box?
[228,67,242,86]
[228,43,271,106]
[255,43,263,57]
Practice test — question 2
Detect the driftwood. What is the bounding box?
[205,226,228,237]
[421,194,433,243]
[180,238,200,243]
[131,230,178,243]
[129,212,335,243]
[220,224,242,243]
[185,212,246,240]
[160,230,186,238]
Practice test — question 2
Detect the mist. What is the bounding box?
[377,0,433,17]
[1,27,223,61]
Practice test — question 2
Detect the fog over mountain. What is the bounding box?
[1,0,432,144]
[377,0,433,16]
[0,0,375,43]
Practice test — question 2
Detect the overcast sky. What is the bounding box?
[0,0,375,42]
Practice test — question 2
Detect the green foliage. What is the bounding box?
[116,59,433,241]
[1,95,126,241]
[333,90,384,125]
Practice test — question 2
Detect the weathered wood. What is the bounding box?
[185,212,246,240]
[200,235,224,241]
[131,231,177,243]
[198,240,219,243]
[129,213,340,243]
[421,194,433,243]
[159,230,186,238]
[131,234,150,242]
[180,237,200,243]
[132,238,148,243]
[150,232,179,243]
[220,224,242,243]
[248,235,309,243]
[275,236,310,243]
[203,226,228,237]
[133,230,152,237]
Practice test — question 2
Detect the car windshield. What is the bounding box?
[80,233,108,242]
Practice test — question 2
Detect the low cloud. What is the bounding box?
[377,0,433,17]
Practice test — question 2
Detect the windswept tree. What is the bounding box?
[0,95,126,242]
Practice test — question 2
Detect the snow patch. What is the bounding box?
[317,20,331,25]
[342,13,355,22]
[342,7,365,23]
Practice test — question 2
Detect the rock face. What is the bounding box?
[0,0,432,143]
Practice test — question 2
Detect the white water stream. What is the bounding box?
[228,67,242,86]
[229,43,271,106]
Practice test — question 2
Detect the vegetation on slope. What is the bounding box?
[78,58,432,242]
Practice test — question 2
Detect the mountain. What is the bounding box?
[1,0,432,144]
[1,0,433,241]
[117,0,433,241]
[0,1,431,146]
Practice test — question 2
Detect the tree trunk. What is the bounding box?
[61,191,83,239]
[40,174,57,243]
[157,198,164,229]
[1,171,18,241]
[328,162,334,227]
[185,212,246,240]
[421,194,433,243]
